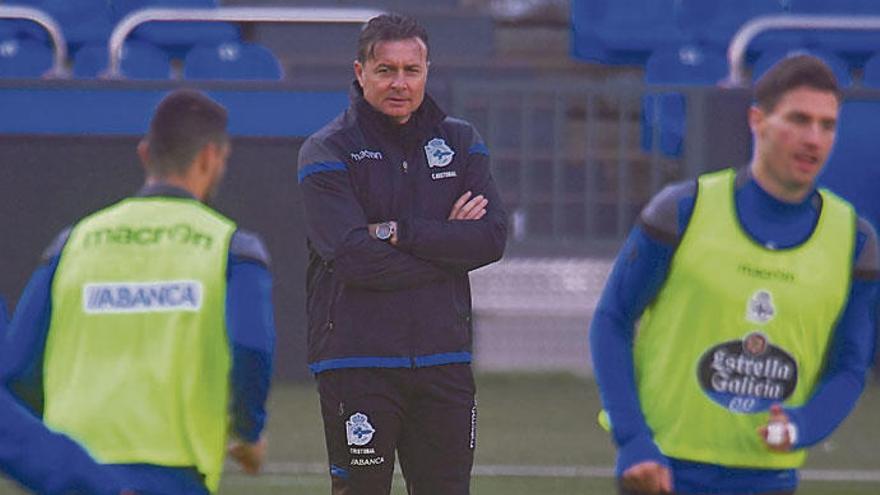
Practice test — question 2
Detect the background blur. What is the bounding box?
[0,0,878,493]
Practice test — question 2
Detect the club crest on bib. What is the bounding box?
[346,412,376,446]
[425,138,455,168]
[746,289,775,324]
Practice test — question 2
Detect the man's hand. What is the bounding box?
[621,461,673,494]
[758,404,795,452]
[448,191,488,221]
[228,434,268,475]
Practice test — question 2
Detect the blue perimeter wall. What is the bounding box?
[0,83,349,137]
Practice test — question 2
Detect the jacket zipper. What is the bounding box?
[326,262,337,332]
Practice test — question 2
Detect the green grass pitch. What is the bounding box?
[1,373,877,494]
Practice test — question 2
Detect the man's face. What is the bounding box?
[751,86,839,199]
[354,37,428,124]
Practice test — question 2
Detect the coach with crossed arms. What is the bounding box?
[298,13,506,494]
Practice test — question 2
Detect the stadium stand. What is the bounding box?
[3,0,113,49]
[73,40,171,80]
[791,0,880,66]
[4,0,880,380]
[183,41,282,81]
[572,0,682,65]
[861,51,880,88]
[572,0,880,67]
[0,1,43,41]
[677,0,793,57]
[0,37,52,77]
[752,47,853,86]
[641,44,727,157]
[113,0,240,58]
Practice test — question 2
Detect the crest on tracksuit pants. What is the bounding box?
[346,412,376,446]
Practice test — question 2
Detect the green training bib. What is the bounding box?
[635,169,853,469]
[44,197,236,492]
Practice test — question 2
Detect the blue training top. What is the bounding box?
[590,169,880,494]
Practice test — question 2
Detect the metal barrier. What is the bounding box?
[0,5,67,77]
[106,6,385,78]
[727,14,880,86]
[453,78,703,246]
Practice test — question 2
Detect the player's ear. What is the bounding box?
[748,105,765,134]
[354,59,365,86]
[136,139,150,171]
[193,142,214,175]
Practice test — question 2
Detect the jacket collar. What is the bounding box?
[349,80,446,142]
[136,182,198,200]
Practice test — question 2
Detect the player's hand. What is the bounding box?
[228,434,268,475]
[621,461,673,494]
[758,404,794,451]
[448,191,488,221]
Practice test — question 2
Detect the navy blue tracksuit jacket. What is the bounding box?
[298,83,507,374]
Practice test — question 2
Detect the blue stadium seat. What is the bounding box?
[861,52,880,88]
[0,37,52,78]
[677,0,792,57]
[183,42,283,81]
[114,0,240,58]
[0,1,49,42]
[790,0,880,66]
[5,0,114,48]
[599,0,683,63]
[73,41,171,80]
[0,22,17,40]
[572,0,683,65]
[641,45,727,157]
[570,0,611,62]
[752,48,852,87]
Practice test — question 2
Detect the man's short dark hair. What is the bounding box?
[754,54,842,112]
[145,89,228,177]
[357,13,429,63]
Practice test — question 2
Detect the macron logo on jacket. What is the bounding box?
[350,149,384,162]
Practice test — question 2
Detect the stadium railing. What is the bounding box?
[726,13,880,86]
[0,4,66,77]
[105,6,385,79]
[452,78,739,247]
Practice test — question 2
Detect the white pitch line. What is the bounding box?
[245,462,880,483]
[801,469,880,482]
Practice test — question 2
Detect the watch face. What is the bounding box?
[376,223,392,240]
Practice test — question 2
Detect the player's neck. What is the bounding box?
[748,160,813,204]
[144,175,204,201]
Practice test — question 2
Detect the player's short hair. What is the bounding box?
[754,54,841,112]
[357,13,429,64]
[144,89,228,177]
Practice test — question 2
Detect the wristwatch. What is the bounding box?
[376,221,397,241]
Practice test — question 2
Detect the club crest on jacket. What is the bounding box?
[425,138,455,168]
